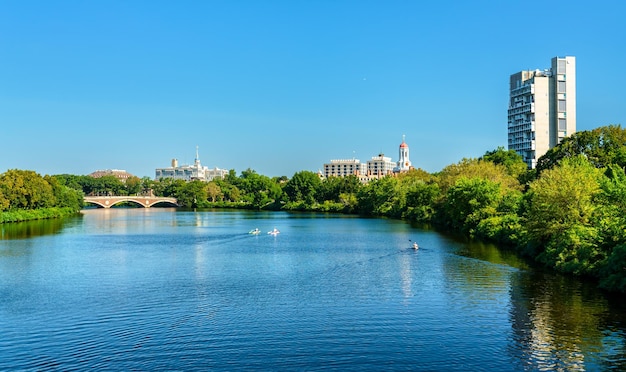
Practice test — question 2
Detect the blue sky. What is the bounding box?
[1,0,624,178]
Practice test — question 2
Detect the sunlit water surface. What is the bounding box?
[1,209,625,370]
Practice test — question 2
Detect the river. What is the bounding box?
[1,208,625,370]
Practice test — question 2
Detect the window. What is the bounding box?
[559,119,567,130]
[558,100,566,112]
[558,81,566,93]
[557,59,566,74]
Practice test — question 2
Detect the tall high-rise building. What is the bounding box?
[508,56,576,168]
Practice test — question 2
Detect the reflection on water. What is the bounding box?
[510,268,626,370]
[451,238,626,370]
[0,216,78,240]
[0,209,625,370]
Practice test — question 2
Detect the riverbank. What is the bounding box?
[0,207,81,224]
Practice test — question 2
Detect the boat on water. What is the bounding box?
[249,228,261,235]
[412,242,419,250]
[268,228,280,236]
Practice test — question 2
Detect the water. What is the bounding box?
[1,208,625,370]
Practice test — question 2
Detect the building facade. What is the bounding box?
[155,147,228,182]
[323,158,366,178]
[367,154,395,177]
[508,56,576,168]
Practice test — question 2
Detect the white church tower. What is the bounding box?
[393,135,412,173]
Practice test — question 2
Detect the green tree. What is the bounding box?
[595,165,626,292]
[46,175,84,210]
[357,177,405,217]
[152,177,187,197]
[90,175,126,196]
[599,243,626,293]
[225,169,239,185]
[313,175,363,212]
[283,171,321,206]
[228,185,241,202]
[317,176,343,203]
[475,213,523,246]
[213,178,241,202]
[524,155,605,274]
[125,176,142,195]
[238,169,283,209]
[535,124,626,176]
[481,146,529,181]
[140,176,154,195]
[175,180,208,208]
[206,181,223,202]
[0,187,9,211]
[75,175,98,195]
[0,169,55,210]
[318,175,362,202]
[437,158,522,193]
[404,181,440,223]
[435,177,502,235]
[53,174,84,192]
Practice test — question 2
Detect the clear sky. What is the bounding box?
[1,0,624,178]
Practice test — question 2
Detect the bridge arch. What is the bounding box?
[83,196,179,209]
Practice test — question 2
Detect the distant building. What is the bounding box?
[367,153,395,178]
[323,158,366,178]
[155,147,228,182]
[322,136,413,183]
[508,56,576,168]
[393,135,413,173]
[89,169,135,183]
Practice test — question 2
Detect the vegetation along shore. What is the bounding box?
[2,125,625,293]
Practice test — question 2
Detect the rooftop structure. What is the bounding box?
[155,146,228,182]
[322,136,413,183]
[88,169,135,183]
[367,153,395,178]
[323,158,366,179]
[393,135,413,173]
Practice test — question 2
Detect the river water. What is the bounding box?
[1,208,625,370]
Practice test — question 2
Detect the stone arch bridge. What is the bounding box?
[84,196,179,209]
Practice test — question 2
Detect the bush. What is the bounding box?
[599,243,626,293]
[0,207,80,223]
[475,214,522,246]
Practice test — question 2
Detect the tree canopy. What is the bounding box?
[535,124,626,176]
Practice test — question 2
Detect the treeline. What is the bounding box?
[2,125,625,292]
[0,169,84,222]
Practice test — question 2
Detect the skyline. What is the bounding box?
[2,1,625,178]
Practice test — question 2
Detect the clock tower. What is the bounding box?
[394,135,412,173]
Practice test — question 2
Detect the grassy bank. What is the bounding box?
[0,207,82,224]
